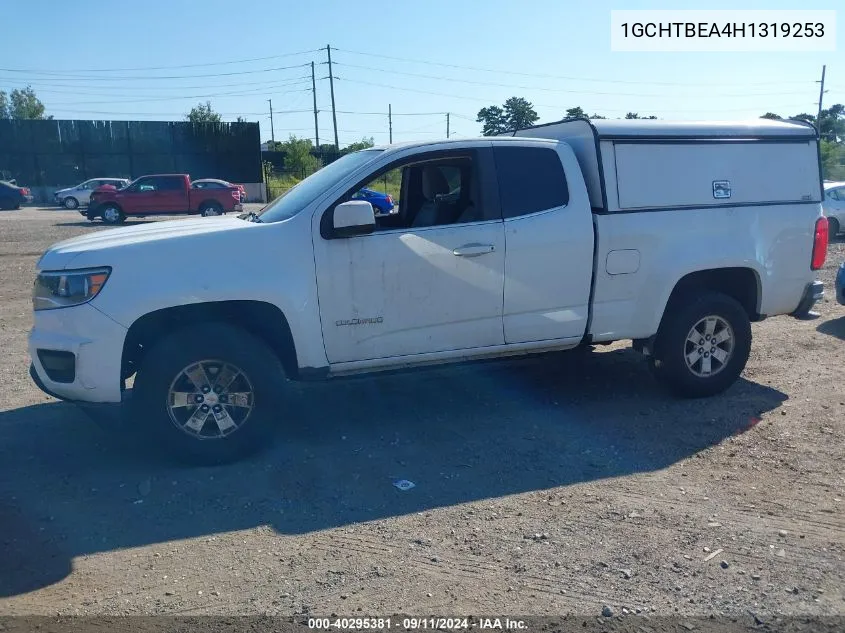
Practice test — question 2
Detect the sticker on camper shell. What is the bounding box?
[713,180,731,199]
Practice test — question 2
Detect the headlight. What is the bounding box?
[32,267,111,311]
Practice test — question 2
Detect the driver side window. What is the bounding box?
[137,179,158,192]
[347,153,489,231]
[127,178,154,192]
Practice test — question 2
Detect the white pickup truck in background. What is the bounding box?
[29,118,828,463]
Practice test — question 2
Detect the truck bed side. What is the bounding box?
[589,203,821,342]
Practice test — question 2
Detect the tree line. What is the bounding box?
[475,97,657,136]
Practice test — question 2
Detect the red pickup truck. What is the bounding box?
[87,174,243,224]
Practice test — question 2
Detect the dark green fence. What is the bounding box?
[0,119,262,189]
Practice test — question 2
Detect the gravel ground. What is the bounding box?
[0,206,843,620]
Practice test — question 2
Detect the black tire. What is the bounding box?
[200,201,223,217]
[63,197,79,210]
[649,291,751,398]
[12,203,20,210]
[101,203,125,224]
[131,322,286,465]
[829,217,840,238]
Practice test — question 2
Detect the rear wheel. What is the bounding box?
[649,292,751,398]
[63,197,79,210]
[200,201,223,217]
[101,204,125,224]
[131,322,287,464]
[829,217,840,238]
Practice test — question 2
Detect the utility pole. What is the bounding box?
[816,65,827,138]
[268,99,275,145]
[326,44,339,150]
[388,104,393,144]
[446,112,450,138]
[311,61,319,151]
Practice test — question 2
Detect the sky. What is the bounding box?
[0,0,842,147]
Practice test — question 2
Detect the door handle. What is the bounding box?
[453,243,495,257]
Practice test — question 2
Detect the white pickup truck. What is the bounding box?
[29,119,829,463]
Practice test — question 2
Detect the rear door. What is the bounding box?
[495,142,594,344]
[155,176,190,212]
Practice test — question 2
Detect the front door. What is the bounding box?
[118,176,160,214]
[313,148,506,364]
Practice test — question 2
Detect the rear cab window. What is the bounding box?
[493,146,569,218]
[158,176,185,191]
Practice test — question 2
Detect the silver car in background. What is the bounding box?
[54,178,130,209]
[823,181,845,237]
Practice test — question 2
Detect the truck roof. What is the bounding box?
[514,117,817,140]
[373,119,816,155]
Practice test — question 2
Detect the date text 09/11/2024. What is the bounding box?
[307,618,527,630]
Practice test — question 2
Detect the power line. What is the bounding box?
[0,49,322,73]
[44,86,312,107]
[333,62,811,98]
[45,107,314,117]
[0,76,313,94]
[335,79,816,114]
[334,77,561,107]
[333,48,816,87]
[0,63,310,81]
[333,109,450,116]
[47,109,269,117]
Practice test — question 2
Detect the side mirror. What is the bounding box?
[332,200,375,238]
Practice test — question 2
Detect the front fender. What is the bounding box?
[84,220,330,371]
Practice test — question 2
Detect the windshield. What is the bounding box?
[256,150,382,223]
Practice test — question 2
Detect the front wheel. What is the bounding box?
[649,292,751,398]
[131,322,287,464]
[101,204,125,224]
[63,197,79,210]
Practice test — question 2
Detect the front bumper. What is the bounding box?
[28,303,127,403]
[791,280,825,317]
[836,263,845,306]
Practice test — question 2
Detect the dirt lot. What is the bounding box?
[0,206,843,621]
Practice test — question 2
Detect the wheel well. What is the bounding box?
[122,301,299,381]
[199,199,222,209]
[664,267,761,322]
